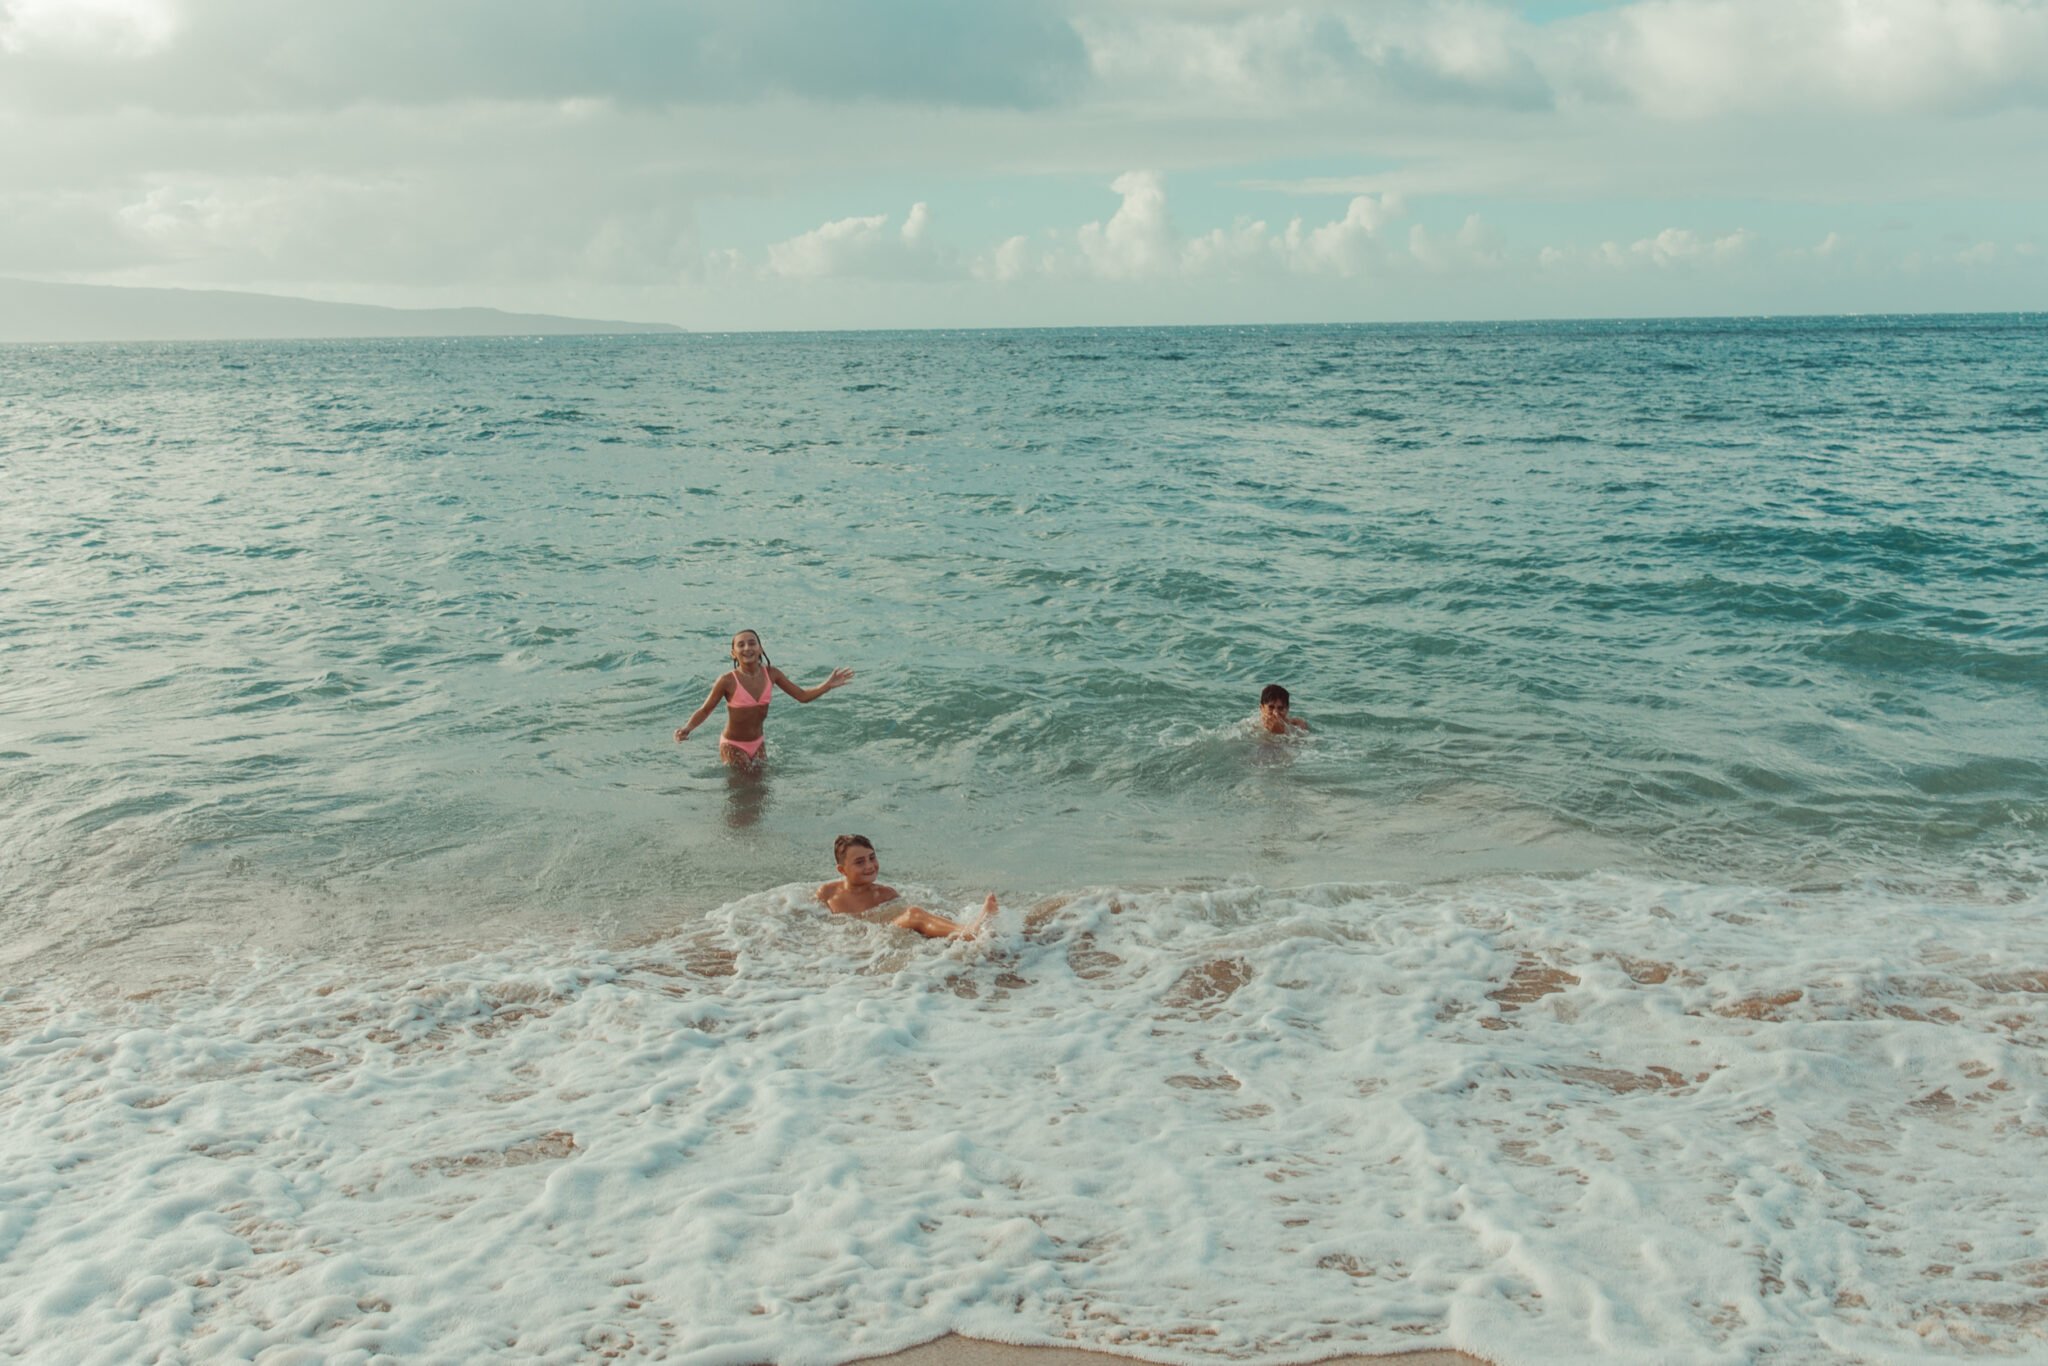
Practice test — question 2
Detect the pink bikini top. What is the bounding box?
[726,670,771,710]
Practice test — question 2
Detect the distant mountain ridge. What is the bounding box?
[0,277,683,343]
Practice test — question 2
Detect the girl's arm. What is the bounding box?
[769,665,854,703]
[674,675,731,741]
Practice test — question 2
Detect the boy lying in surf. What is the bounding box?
[817,834,998,941]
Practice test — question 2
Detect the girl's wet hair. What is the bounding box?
[731,628,772,670]
[833,833,874,864]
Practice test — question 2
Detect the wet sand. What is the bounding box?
[850,1334,1493,1366]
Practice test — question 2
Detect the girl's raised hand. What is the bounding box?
[825,667,855,691]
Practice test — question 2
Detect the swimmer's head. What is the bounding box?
[1258,683,1291,733]
[833,833,879,883]
[730,629,770,671]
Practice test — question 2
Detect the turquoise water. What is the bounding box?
[3,316,2045,976]
[8,318,2048,1364]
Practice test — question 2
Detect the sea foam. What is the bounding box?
[4,873,2044,1364]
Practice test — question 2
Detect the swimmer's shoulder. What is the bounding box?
[817,881,900,915]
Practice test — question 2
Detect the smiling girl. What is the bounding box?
[673,628,854,766]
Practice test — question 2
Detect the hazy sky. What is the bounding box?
[4,0,2044,328]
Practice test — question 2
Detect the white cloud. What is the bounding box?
[1074,0,2048,120]
[13,1,2042,130]
[1284,193,1403,277]
[1408,212,1502,272]
[1777,230,1850,265]
[993,174,1410,282]
[1074,170,1175,279]
[1581,0,2048,118]
[1578,226,1758,269]
[762,202,949,280]
[0,0,176,58]
[973,233,1038,283]
[900,200,931,245]
[6,2,2043,323]
[0,0,1088,114]
[1074,4,1550,113]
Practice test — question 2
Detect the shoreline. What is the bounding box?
[850,1336,1492,1366]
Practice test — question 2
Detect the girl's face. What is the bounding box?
[731,632,763,669]
[837,844,880,886]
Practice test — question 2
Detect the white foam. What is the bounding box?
[2,873,2045,1363]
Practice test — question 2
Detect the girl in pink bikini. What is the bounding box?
[673,628,854,765]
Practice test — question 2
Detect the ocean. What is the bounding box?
[2,317,2045,1363]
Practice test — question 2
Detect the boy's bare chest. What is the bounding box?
[826,884,898,916]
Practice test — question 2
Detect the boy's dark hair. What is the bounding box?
[833,833,874,864]
[1259,684,1290,708]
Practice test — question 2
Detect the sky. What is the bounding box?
[2,0,2045,330]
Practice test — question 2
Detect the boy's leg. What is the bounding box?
[891,907,964,939]
[891,896,998,940]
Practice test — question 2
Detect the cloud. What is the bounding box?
[753,174,1430,286]
[1775,230,1848,264]
[0,0,176,58]
[763,202,948,279]
[0,0,1089,115]
[1575,0,2048,118]
[1284,192,1404,277]
[1074,3,1553,113]
[8,1,2043,321]
[976,173,1413,282]
[1408,213,1505,271]
[12,0,2044,125]
[1204,185,1413,279]
[1073,170,1175,279]
[1073,0,2048,120]
[1549,226,1760,270]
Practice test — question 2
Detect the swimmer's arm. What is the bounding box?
[769,665,854,703]
[674,674,731,741]
[1289,715,1310,732]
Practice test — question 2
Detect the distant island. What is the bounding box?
[0,277,684,343]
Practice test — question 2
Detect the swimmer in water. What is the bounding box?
[817,834,999,941]
[1257,682,1310,735]
[674,628,853,766]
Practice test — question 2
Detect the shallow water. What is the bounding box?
[2,317,2045,1362]
[4,318,2045,978]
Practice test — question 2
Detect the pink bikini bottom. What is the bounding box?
[721,734,765,760]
